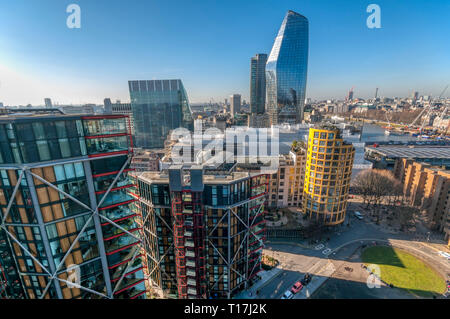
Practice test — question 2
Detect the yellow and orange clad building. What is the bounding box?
[302,126,355,225]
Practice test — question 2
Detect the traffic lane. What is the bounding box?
[257,270,303,299]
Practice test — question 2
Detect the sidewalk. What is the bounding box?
[233,266,283,299]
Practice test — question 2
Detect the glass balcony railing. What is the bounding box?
[113,273,145,295]
[185,240,194,248]
[187,279,196,286]
[102,219,139,239]
[100,206,134,222]
[110,257,143,282]
[98,190,133,208]
[105,235,140,255]
[187,288,197,295]
[107,245,140,269]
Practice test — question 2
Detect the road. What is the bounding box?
[257,213,450,299]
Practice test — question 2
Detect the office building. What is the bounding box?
[131,165,267,299]
[44,98,53,109]
[250,54,267,115]
[129,80,194,149]
[303,126,355,225]
[394,159,450,243]
[266,10,309,125]
[230,94,241,117]
[0,114,149,299]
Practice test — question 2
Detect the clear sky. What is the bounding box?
[0,0,449,106]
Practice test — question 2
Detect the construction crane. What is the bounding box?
[410,85,448,135]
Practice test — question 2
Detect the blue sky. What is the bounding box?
[0,0,449,106]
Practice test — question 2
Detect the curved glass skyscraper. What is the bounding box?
[266,10,309,125]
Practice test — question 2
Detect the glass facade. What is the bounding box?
[266,10,309,125]
[250,54,267,115]
[129,79,194,149]
[134,170,268,299]
[0,115,148,299]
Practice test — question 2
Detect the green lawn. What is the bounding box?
[361,246,446,298]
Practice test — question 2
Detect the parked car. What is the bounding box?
[281,290,294,299]
[291,281,303,294]
[354,211,363,220]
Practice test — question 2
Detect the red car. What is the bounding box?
[291,281,303,294]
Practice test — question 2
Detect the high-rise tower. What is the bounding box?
[303,126,355,226]
[0,114,149,299]
[230,94,241,117]
[266,10,309,125]
[250,54,267,115]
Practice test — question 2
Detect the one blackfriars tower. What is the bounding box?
[266,10,309,125]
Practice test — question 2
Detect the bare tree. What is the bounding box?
[395,206,417,231]
[352,169,398,223]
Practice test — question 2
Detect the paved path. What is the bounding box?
[252,214,450,299]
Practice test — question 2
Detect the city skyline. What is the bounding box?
[0,0,449,106]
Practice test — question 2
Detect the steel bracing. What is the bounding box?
[0,153,152,299]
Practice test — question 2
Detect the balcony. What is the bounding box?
[185,250,195,258]
[105,234,140,255]
[186,270,196,277]
[187,288,197,295]
[187,279,197,286]
[102,218,140,240]
[113,271,145,295]
[185,240,195,248]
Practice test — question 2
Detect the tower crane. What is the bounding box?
[409,85,448,133]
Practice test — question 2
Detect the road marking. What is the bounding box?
[315,244,324,250]
[322,248,331,255]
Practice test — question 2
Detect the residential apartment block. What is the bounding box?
[131,165,267,299]
[268,149,306,209]
[394,158,450,243]
[303,126,355,226]
[0,114,148,299]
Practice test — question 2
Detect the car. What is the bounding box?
[301,273,312,286]
[354,211,363,220]
[438,251,450,260]
[281,290,294,299]
[291,281,303,294]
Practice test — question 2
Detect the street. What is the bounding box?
[256,213,450,299]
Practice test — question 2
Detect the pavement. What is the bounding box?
[234,267,283,299]
[236,211,450,299]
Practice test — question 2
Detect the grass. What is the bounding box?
[361,246,446,298]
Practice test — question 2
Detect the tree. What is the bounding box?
[395,206,416,231]
[352,169,398,223]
